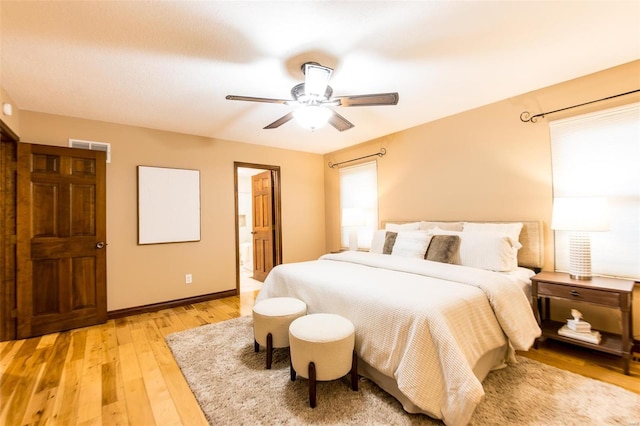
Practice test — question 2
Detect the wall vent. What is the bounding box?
[69,139,111,163]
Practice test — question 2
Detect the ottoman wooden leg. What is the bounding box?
[308,362,316,408]
[254,340,259,353]
[351,349,358,391]
[290,359,296,381]
[266,333,273,369]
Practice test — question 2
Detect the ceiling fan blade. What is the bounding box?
[304,63,333,98]
[328,110,355,132]
[264,112,294,129]
[335,92,399,107]
[226,95,291,105]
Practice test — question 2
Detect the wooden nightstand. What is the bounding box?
[531,271,635,375]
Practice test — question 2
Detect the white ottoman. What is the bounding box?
[252,297,307,369]
[289,313,358,408]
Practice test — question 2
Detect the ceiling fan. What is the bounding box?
[225,62,399,131]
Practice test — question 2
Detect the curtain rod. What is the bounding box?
[328,148,386,168]
[520,89,640,123]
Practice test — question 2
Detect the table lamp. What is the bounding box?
[341,208,365,251]
[551,197,609,280]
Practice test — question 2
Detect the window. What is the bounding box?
[550,102,640,279]
[339,161,379,249]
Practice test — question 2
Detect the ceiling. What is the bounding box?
[1,1,639,154]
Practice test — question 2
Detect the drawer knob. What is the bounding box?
[570,290,580,297]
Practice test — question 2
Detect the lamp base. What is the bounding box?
[568,232,592,280]
[569,273,591,281]
[348,229,358,251]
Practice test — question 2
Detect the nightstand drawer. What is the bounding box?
[537,282,620,307]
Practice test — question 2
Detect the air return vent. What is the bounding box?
[69,139,111,163]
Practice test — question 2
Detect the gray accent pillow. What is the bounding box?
[425,235,461,264]
[382,231,398,254]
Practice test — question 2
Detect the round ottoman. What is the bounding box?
[289,313,358,408]
[252,297,307,369]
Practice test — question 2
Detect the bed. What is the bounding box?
[256,220,543,426]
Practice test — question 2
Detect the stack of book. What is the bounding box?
[558,318,602,344]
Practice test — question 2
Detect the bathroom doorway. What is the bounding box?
[234,163,282,294]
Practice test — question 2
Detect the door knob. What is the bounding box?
[96,241,106,249]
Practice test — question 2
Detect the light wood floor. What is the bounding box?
[1,290,638,425]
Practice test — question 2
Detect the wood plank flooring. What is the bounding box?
[1,290,638,425]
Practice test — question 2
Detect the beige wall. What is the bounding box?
[324,60,640,337]
[17,112,326,311]
[6,60,639,334]
[325,60,640,263]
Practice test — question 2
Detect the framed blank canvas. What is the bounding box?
[137,166,201,244]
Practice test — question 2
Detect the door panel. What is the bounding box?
[71,184,96,235]
[251,171,274,282]
[32,259,59,315]
[32,182,58,236]
[17,143,107,338]
[72,256,96,309]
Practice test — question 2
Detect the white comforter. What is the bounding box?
[256,252,541,426]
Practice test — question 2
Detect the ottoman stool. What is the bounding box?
[252,297,307,369]
[289,313,358,408]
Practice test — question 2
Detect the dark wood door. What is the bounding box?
[16,143,107,338]
[251,171,274,282]
[0,121,19,341]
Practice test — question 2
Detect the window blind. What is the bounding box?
[339,161,379,249]
[550,102,640,279]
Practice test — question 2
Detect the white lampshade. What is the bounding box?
[293,106,332,130]
[551,197,609,231]
[551,197,609,280]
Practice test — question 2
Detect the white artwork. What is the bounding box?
[137,166,201,244]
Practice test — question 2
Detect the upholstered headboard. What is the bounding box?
[381,220,544,270]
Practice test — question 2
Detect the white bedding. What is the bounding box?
[256,251,541,426]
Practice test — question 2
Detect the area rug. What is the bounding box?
[165,316,639,425]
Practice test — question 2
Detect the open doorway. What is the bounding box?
[234,162,282,294]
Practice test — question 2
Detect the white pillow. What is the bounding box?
[390,231,432,258]
[431,228,520,272]
[463,222,523,247]
[461,223,523,263]
[370,229,387,254]
[385,222,420,232]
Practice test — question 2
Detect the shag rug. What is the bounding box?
[165,316,640,425]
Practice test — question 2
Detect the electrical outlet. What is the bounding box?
[185,273,192,284]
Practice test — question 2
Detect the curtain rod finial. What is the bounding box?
[520,111,540,123]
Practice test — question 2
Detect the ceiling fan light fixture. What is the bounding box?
[293,105,332,130]
[226,62,398,131]
[291,83,332,103]
[303,63,333,98]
